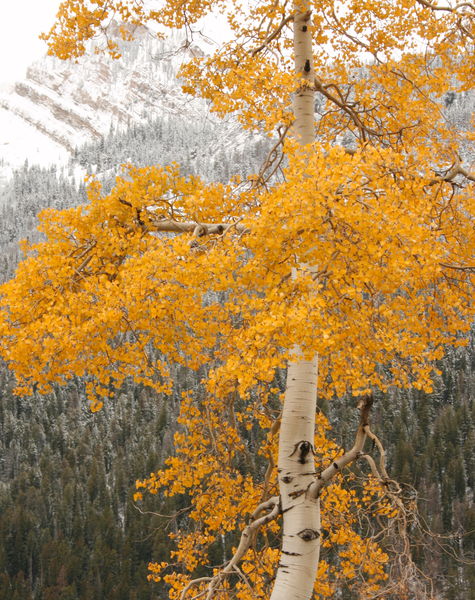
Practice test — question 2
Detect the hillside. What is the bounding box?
[0,22,248,181]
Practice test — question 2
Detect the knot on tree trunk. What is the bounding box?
[297,528,320,541]
[289,440,315,464]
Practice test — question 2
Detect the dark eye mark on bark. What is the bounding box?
[298,529,320,541]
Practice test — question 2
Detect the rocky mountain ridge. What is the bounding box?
[0,23,211,178]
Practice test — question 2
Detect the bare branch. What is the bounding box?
[363,423,390,480]
[309,394,373,498]
[251,124,290,189]
[314,76,378,141]
[133,502,192,520]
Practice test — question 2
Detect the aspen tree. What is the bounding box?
[1,1,475,599]
[268,7,321,600]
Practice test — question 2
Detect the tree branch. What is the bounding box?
[148,216,249,236]
[180,497,280,600]
[251,14,294,56]
[308,393,373,499]
[440,262,475,273]
[427,155,475,186]
[416,0,475,13]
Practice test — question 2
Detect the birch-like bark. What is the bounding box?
[269,6,320,600]
[270,358,320,600]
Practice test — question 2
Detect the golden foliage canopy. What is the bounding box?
[1,1,475,598]
[15,0,474,404]
[0,145,473,403]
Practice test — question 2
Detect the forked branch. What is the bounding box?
[180,496,280,600]
[358,425,439,599]
[309,393,373,499]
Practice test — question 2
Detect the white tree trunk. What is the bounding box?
[270,358,320,600]
[291,7,315,146]
[269,6,320,600]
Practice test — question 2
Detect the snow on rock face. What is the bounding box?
[0,24,206,172]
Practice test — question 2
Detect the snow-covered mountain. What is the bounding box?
[0,23,209,177]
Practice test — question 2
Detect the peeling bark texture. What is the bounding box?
[269,4,319,600]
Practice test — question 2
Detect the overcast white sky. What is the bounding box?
[0,0,61,84]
